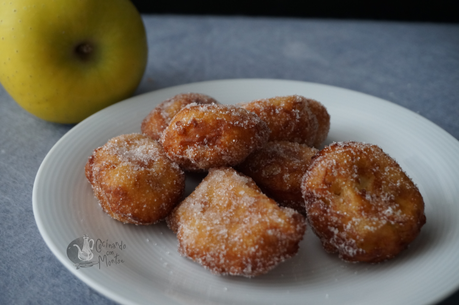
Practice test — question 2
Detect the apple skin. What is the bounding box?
[0,0,148,123]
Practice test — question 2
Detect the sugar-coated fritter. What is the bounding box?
[237,141,318,215]
[240,95,329,148]
[160,103,270,171]
[141,93,218,140]
[167,167,306,277]
[307,99,330,148]
[85,133,185,225]
[301,141,426,263]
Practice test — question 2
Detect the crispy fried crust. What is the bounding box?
[167,167,306,277]
[160,103,270,171]
[240,95,329,148]
[237,141,318,215]
[307,99,330,148]
[85,133,185,225]
[141,93,218,140]
[301,141,426,263]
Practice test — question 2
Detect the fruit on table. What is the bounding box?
[0,0,148,123]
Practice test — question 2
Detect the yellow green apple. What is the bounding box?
[0,0,148,123]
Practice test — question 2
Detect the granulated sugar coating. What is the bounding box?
[167,167,306,277]
[85,133,185,225]
[237,141,318,215]
[160,103,270,171]
[240,95,329,148]
[141,93,218,141]
[306,99,331,148]
[301,141,426,263]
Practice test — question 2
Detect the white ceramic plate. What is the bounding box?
[33,79,459,305]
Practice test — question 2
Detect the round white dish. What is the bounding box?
[33,79,459,305]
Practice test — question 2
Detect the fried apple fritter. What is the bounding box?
[306,99,330,148]
[237,141,318,215]
[85,133,185,225]
[167,167,306,277]
[160,103,270,171]
[240,95,329,148]
[141,93,218,140]
[301,141,426,263]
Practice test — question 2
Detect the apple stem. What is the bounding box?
[75,43,93,60]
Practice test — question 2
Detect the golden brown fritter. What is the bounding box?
[301,141,426,263]
[167,167,306,277]
[237,141,318,215]
[160,103,270,171]
[85,133,185,225]
[307,99,330,148]
[240,95,329,147]
[141,93,218,140]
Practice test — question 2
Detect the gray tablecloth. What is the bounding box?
[1,15,458,304]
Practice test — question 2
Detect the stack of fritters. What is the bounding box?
[85,92,426,276]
